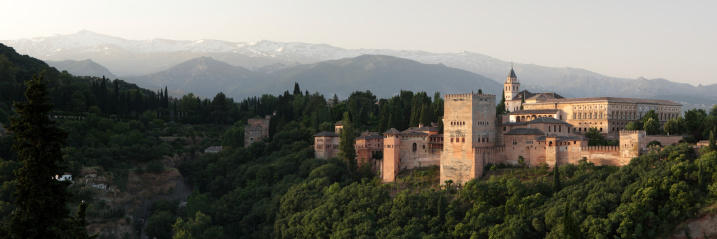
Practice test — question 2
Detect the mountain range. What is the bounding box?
[2,31,715,108]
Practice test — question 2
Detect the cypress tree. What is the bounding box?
[553,164,562,192]
[164,86,169,109]
[5,73,92,238]
[709,127,716,151]
[338,112,357,174]
[496,89,507,115]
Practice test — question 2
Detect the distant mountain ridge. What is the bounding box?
[46,59,117,79]
[126,55,502,100]
[3,31,715,109]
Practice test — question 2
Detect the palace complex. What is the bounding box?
[313,68,683,184]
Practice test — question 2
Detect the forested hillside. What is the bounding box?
[2,42,717,238]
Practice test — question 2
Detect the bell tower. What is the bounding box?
[505,66,520,102]
[504,65,521,112]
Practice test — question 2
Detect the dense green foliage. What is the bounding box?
[1,73,92,238]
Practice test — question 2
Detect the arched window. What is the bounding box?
[412,143,417,152]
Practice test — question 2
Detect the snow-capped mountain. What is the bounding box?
[3,31,505,79]
[2,31,716,110]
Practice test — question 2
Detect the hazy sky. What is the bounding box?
[2,0,716,85]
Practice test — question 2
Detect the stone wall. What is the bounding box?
[579,146,623,166]
[244,116,271,147]
[397,135,440,169]
[645,135,683,147]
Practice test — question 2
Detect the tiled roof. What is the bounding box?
[528,117,571,125]
[384,128,401,135]
[536,135,585,141]
[511,91,564,101]
[509,109,560,115]
[505,128,545,135]
[357,134,383,140]
[315,131,339,137]
[502,122,528,126]
[527,97,681,106]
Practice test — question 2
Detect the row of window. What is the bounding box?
[316,144,339,149]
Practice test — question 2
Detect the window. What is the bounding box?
[412,143,417,152]
[513,140,517,145]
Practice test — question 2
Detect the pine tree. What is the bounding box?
[338,112,357,173]
[5,73,92,238]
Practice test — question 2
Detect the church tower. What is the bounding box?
[504,66,521,112]
[505,67,520,102]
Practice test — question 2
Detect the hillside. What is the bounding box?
[46,59,117,79]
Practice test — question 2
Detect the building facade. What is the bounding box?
[313,69,683,185]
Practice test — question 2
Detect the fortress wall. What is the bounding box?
[645,135,683,146]
[579,146,623,166]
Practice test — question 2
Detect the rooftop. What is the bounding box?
[526,97,681,106]
[527,117,572,125]
[505,128,545,135]
[509,109,561,115]
[536,135,585,141]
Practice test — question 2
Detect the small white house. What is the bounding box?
[205,146,223,153]
[55,173,72,182]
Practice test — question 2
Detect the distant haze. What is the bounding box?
[1,1,716,86]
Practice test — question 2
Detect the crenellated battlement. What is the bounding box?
[581,146,620,152]
[619,130,642,136]
[444,93,496,100]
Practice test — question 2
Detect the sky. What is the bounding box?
[2,0,716,85]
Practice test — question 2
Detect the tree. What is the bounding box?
[584,127,608,146]
[709,127,716,152]
[293,82,302,96]
[210,92,229,125]
[4,73,91,238]
[553,165,561,192]
[562,204,580,239]
[146,211,177,239]
[625,122,642,131]
[338,112,357,173]
[664,118,680,135]
[684,108,707,137]
[644,118,661,135]
[496,90,507,115]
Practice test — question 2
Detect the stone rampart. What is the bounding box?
[645,135,683,146]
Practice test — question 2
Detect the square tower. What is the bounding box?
[440,93,496,185]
